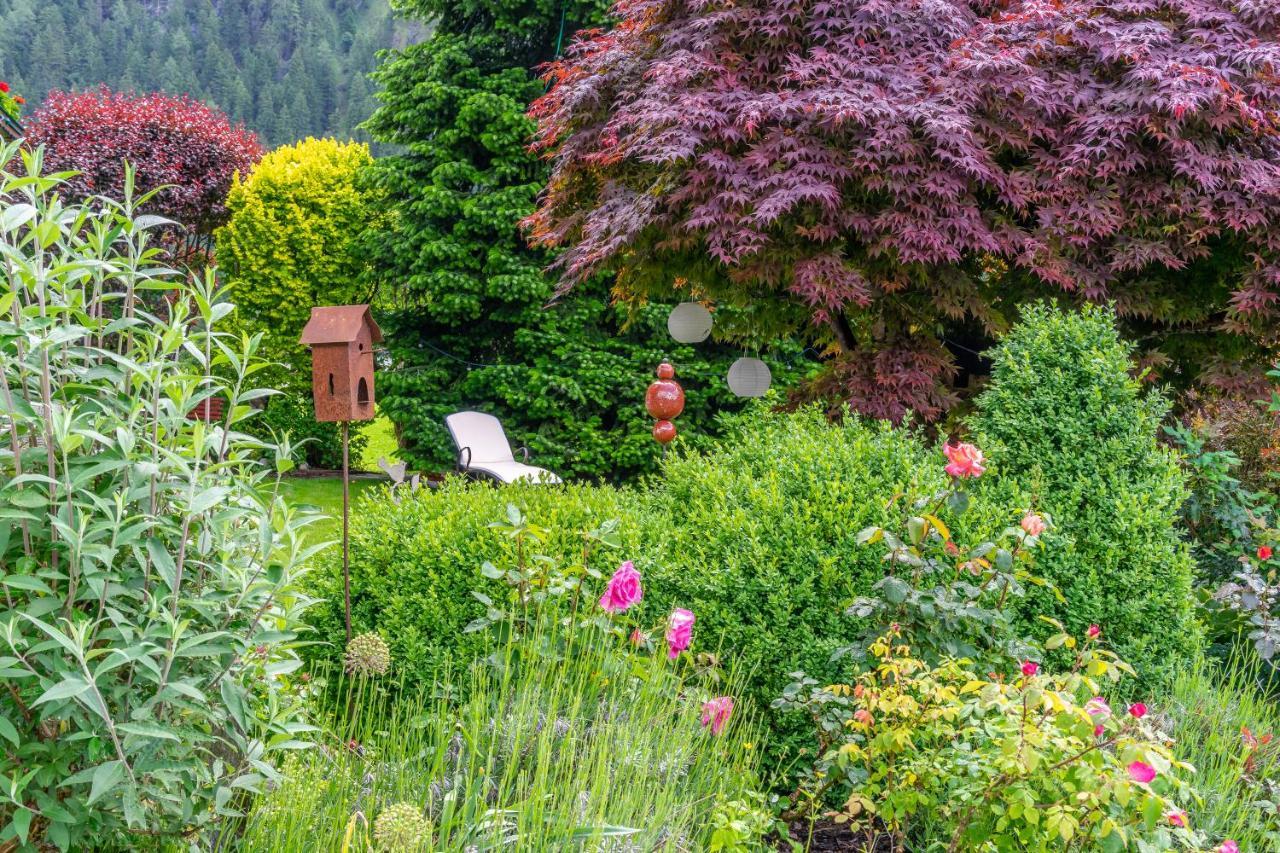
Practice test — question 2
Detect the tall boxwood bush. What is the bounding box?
[969,303,1199,685]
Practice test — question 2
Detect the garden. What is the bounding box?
[4,0,1280,851]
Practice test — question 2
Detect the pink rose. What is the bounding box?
[1129,702,1148,719]
[1094,723,1105,737]
[701,696,734,735]
[1086,624,1101,640]
[1020,660,1039,677]
[666,608,695,659]
[1166,809,1187,828]
[1086,697,1111,721]
[1020,512,1047,536]
[599,560,643,613]
[1127,761,1156,784]
[943,442,986,479]
[1219,841,1240,853]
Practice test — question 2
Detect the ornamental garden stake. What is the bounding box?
[645,361,685,459]
[300,304,383,641]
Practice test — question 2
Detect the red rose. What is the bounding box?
[1259,546,1274,561]
[0,82,9,93]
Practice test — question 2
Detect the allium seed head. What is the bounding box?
[344,631,391,676]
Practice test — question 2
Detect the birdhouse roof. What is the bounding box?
[299,305,383,346]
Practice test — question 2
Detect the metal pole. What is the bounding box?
[342,420,352,643]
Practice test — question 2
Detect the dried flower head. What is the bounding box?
[344,631,391,676]
[373,802,429,851]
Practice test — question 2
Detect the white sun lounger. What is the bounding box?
[444,411,562,484]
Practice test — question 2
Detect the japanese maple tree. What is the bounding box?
[25,87,262,235]
[528,0,1280,420]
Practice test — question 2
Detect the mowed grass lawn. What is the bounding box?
[278,476,385,551]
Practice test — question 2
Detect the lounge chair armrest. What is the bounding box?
[517,446,530,463]
[456,446,472,472]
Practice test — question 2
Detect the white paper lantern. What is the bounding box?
[667,301,713,343]
[727,357,771,398]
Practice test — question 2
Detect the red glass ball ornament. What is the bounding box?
[652,419,677,443]
[645,362,685,420]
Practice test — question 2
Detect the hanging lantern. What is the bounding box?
[727,357,771,398]
[646,362,685,444]
[667,302,713,344]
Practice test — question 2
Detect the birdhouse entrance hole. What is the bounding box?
[357,377,369,405]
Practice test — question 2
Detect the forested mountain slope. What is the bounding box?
[0,0,423,145]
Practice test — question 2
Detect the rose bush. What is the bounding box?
[777,625,1210,852]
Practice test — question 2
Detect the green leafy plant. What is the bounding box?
[844,456,1055,667]
[0,142,319,850]
[777,626,1205,852]
[970,303,1200,686]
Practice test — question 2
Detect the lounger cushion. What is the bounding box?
[467,461,562,484]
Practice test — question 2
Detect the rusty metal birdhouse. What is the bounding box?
[300,304,382,422]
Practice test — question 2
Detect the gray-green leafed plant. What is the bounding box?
[0,140,324,850]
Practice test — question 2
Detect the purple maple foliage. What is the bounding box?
[528,0,1280,420]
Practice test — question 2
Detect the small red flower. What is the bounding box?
[1086,624,1101,639]
[12,96,23,105]
[0,82,9,93]
[1259,546,1274,561]
[1020,660,1039,677]
[1129,702,1148,719]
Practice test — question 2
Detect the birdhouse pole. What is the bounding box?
[299,305,383,643]
[341,421,351,640]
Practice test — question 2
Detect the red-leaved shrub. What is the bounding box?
[25,87,262,234]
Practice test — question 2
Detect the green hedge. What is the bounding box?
[969,303,1199,687]
[640,408,946,761]
[307,406,957,772]
[308,479,649,681]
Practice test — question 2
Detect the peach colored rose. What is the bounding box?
[1020,512,1046,536]
[943,442,986,478]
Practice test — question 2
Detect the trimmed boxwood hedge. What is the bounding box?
[969,303,1199,688]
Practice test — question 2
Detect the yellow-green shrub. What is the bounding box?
[216,137,381,466]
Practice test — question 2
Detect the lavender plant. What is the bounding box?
[0,141,321,850]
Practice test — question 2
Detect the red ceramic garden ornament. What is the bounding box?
[646,361,685,444]
[646,362,685,420]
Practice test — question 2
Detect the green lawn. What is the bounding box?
[279,476,385,551]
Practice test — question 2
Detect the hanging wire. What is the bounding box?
[374,341,505,373]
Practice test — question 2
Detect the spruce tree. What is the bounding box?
[362,0,810,480]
